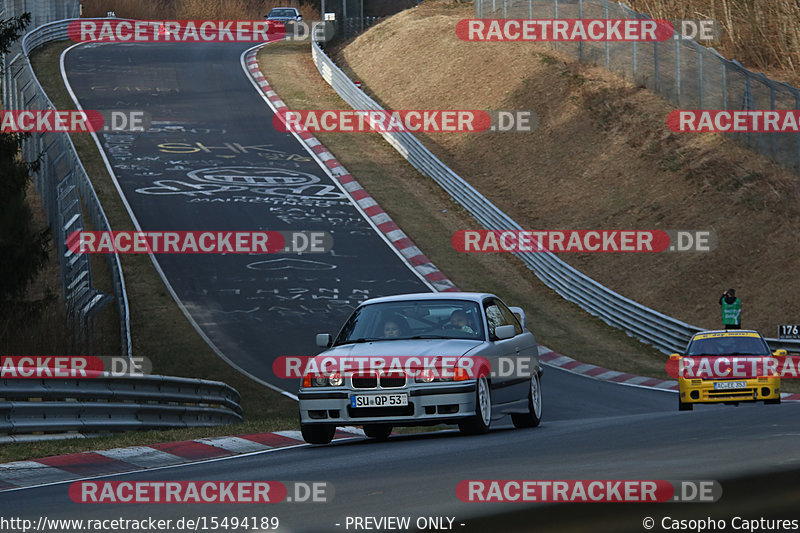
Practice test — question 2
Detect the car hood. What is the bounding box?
[319,339,483,361]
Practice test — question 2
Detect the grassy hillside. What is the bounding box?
[625,0,800,86]
[335,1,800,335]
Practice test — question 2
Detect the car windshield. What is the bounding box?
[334,300,485,344]
[685,335,770,356]
[269,9,296,17]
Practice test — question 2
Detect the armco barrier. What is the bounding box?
[0,375,243,434]
[309,38,800,354]
[1,12,243,436]
[1,9,131,357]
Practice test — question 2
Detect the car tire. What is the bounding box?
[765,398,781,405]
[363,424,392,440]
[512,373,542,428]
[301,423,335,444]
[678,397,693,411]
[459,375,491,435]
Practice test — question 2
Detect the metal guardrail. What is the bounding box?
[474,0,800,174]
[1,9,132,357]
[309,39,800,354]
[1,0,79,29]
[0,375,243,434]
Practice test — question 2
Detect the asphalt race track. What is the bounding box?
[4,367,800,531]
[61,41,430,391]
[36,40,800,531]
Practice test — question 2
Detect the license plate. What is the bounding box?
[714,381,747,390]
[350,393,408,408]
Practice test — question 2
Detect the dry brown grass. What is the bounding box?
[336,1,800,338]
[625,0,800,86]
[81,0,320,22]
[257,40,668,380]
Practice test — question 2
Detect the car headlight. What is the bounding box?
[303,373,343,387]
[417,368,436,383]
[415,368,469,383]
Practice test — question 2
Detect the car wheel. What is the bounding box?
[678,396,693,411]
[765,398,781,405]
[363,424,392,440]
[512,373,542,428]
[459,375,491,435]
[301,423,335,444]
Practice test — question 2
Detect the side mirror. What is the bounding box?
[495,325,516,340]
[316,333,332,348]
[773,349,788,357]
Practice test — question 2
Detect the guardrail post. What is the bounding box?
[604,0,610,70]
[675,35,681,106]
[578,0,583,61]
[698,45,703,108]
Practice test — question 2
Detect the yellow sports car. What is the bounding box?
[671,330,785,411]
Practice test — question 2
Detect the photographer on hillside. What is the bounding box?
[718,288,742,330]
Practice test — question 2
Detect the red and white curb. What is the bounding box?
[539,345,800,401]
[539,345,679,391]
[0,429,362,491]
[243,48,457,293]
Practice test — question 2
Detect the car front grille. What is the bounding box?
[351,372,406,389]
[707,388,755,399]
[352,376,378,388]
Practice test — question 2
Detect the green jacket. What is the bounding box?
[720,298,741,325]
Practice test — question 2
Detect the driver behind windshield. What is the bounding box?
[445,310,475,334]
[382,315,408,338]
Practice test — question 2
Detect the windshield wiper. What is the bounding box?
[410,335,450,339]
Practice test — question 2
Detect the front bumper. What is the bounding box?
[679,377,780,404]
[299,382,477,426]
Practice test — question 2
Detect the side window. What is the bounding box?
[484,304,503,338]
[484,299,522,339]
[496,301,523,335]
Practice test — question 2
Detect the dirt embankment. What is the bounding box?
[334,1,800,334]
